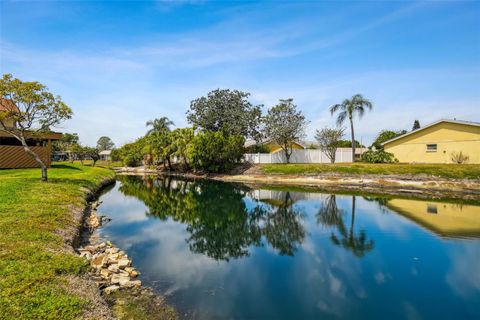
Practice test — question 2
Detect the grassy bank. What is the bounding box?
[0,164,115,319]
[260,163,480,180]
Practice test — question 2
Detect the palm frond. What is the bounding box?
[336,111,347,126]
[329,103,344,115]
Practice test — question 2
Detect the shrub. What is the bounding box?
[115,138,146,167]
[451,151,469,164]
[188,131,245,173]
[361,150,397,163]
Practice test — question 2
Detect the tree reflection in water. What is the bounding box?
[117,175,305,261]
[317,195,375,257]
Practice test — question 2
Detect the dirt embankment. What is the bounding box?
[115,165,480,201]
[66,177,177,320]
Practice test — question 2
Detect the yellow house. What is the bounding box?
[382,119,480,164]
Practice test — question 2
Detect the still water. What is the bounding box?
[97,176,480,319]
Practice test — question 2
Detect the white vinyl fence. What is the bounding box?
[244,148,364,164]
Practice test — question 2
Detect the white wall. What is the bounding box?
[244,148,364,164]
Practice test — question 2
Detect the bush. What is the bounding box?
[451,151,469,164]
[361,150,397,163]
[188,131,245,173]
[115,139,146,167]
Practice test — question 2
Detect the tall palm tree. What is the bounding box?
[145,117,174,136]
[330,94,372,162]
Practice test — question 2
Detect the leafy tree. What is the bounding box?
[146,130,174,169]
[330,94,372,162]
[371,129,406,150]
[0,74,73,181]
[314,127,345,163]
[96,136,114,151]
[263,99,307,163]
[169,128,194,170]
[70,143,85,164]
[115,138,146,167]
[52,132,78,152]
[188,131,245,173]
[83,147,100,166]
[187,89,263,141]
[412,119,420,131]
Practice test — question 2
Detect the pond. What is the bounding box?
[97,175,480,319]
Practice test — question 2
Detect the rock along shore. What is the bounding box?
[77,198,178,319]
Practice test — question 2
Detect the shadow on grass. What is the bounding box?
[51,164,83,171]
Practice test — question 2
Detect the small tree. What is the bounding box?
[263,99,307,163]
[84,147,100,166]
[96,136,114,151]
[412,120,420,131]
[0,74,72,181]
[314,127,345,163]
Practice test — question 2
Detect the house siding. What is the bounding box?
[0,145,52,169]
[384,122,480,164]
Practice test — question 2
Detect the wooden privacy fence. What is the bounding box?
[244,148,365,164]
[0,145,51,169]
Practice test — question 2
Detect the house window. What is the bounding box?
[426,144,437,152]
[427,204,438,214]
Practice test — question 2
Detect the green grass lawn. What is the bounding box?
[260,163,480,180]
[0,163,115,319]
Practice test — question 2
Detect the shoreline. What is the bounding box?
[115,166,480,201]
[74,177,178,319]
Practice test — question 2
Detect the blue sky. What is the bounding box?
[1,0,479,146]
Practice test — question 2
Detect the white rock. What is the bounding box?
[111,274,130,285]
[108,264,119,273]
[117,258,131,269]
[104,285,120,295]
[121,280,142,288]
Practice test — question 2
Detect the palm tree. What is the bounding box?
[145,117,174,136]
[330,94,372,162]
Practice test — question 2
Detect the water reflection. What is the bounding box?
[317,195,374,257]
[97,176,480,320]
[118,175,305,260]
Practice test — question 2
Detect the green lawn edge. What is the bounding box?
[0,163,115,319]
[260,163,480,180]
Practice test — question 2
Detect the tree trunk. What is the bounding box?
[21,139,48,181]
[167,156,172,170]
[350,117,356,162]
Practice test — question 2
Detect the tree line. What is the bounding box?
[1,73,423,180]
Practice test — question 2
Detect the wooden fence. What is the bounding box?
[0,145,51,169]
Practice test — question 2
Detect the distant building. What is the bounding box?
[99,150,112,161]
[382,119,480,164]
[0,99,62,169]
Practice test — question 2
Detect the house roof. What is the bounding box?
[99,150,112,155]
[382,119,480,146]
[0,99,20,112]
